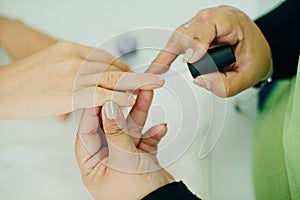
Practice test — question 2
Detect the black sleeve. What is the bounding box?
[254,0,300,81]
[142,181,201,200]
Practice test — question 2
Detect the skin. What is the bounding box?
[0,17,164,119]
[149,5,272,97]
[75,90,174,200]
[0,16,70,120]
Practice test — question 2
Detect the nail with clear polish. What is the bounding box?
[104,101,120,120]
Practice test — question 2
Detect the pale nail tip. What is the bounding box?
[184,48,194,61]
[153,74,165,82]
[129,96,136,105]
[104,101,119,120]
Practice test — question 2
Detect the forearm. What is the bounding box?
[0,16,57,61]
[254,0,300,81]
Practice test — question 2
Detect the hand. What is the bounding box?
[0,16,69,120]
[0,41,164,119]
[149,6,272,97]
[75,90,174,200]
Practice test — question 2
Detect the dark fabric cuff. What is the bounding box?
[142,181,201,200]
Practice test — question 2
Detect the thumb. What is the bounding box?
[102,101,137,154]
[193,70,246,98]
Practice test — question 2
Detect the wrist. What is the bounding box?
[254,59,273,88]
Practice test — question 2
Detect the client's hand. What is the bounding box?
[75,90,174,200]
[0,41,164,119]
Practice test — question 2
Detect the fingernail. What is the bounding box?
[193,76,209,90]
[128,95,136,106]
[104,101,120,120]
[182,48,194,63]
[153,74,165,82]
[190,47,205,63]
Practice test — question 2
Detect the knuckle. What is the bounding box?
[59,40,77,51]
[60,58,81,73]
[100,72,122,88]
[104,122,124,136]
[196,8,215,20]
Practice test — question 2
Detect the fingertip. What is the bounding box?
[128,95,136,106]
[102,101,120,120]
[148,62,170,74]
[193,76,210,90]
[188,46,206,63]
[152,74,165,87]
[151,123,168,139]
[58,113,70,121]
[158,123,168,137]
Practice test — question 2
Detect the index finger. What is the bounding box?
[126,90,154,145]
[148,49,178,74]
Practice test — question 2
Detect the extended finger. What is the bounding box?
[139,123,167,155]
[78,72,164,90]
[75,107,108,172]
[126,90,154,145]
[73,87,136,110]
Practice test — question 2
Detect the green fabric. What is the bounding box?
[254,62,300,200]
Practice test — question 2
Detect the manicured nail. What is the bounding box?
[190,47,205,63]
[104,101,120,120]
[182,48,194,63]
[128,95,136,106]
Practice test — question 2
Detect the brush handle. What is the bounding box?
[187,45,236,78]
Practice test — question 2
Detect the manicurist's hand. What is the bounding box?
[75,90,174,200]
[0,41,164,119]
[149,6,272,97]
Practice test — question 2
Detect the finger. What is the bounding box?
[183,23,214,63]
[78,72,164,90]
[193,70,248,97]
[58,113,70,121]
[73,87,136,110]
[79,61,119,75]
[149,50,178,74]
[76,44,130,71]
[139,123,167,155]
[149,26,205,73]
[149,29,185,74]
[75,107,108,172]
[173,26,208,64]
[187,8,243,63]
[126,90,154,145]
[102,101,137,154]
